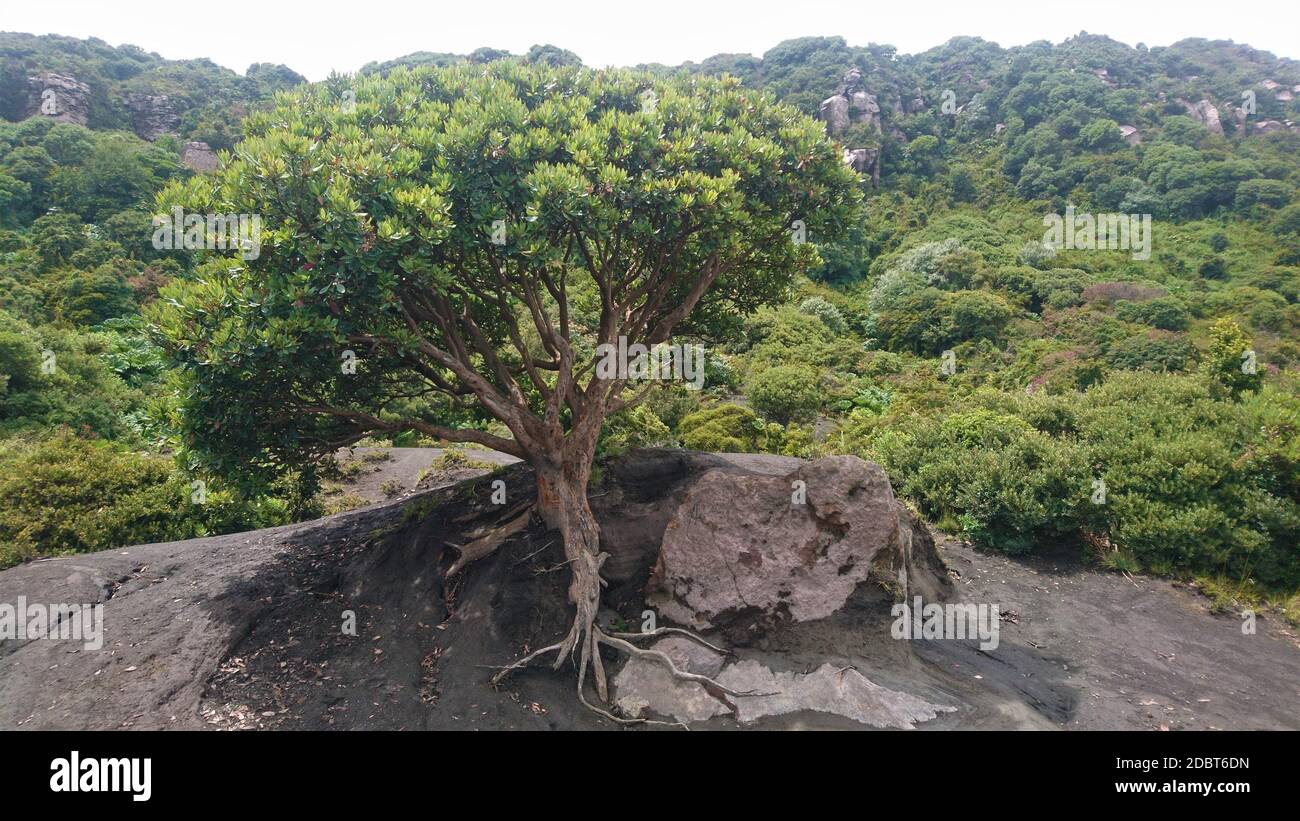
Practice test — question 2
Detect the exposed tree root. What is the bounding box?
[490,616,761,726]
[604,627,732,656]
[444,506,533,577]
[488,471,763,726]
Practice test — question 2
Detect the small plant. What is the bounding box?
[322,494,368,516]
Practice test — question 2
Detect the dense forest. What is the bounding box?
[1,31,1297,620]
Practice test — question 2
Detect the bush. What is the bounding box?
[0,431,296,568]
[0,432,197,566]
[798,296,846,333]
[679,404,762,452]
[855,374,1300,586]
[1115,296,1189,331]
[747,364,822,424]
[1202,318,1262,397]
[867,407,1091,555]
[1106,330,1197,372]
[598,404,673,458]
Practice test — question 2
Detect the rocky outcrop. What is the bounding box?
[123,93,181,141]
[1254,120,1287,134]
[1181,99,1224,135]
[647,455,921,638]
[181,141,219,173]
[843,146,880,183]
[1119,124,1141,145]
[24,73,91,126]
[819,68,882,185]
[818,68,880,136]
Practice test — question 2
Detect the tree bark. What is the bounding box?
[533,432,610,699]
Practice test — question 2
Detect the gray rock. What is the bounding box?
[718,660,955,728]
[818,68,881,137]
[24,73,91,126]
[612,636,729,722]
[124,93,181,141]
[843,146,878,174]
[1181,99,1224,135]
[819,94,851,135]
[181,141,219,173]
[647,455,908,635]
[1119,124,1141,145]
[613,643,955,728]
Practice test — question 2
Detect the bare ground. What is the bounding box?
[0,449,1296,731]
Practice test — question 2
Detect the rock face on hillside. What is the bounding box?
[1181,98,1224,135]
[181,141,219,172]
[843,146,880,176]
[820,68,882,185]
[123,93,181,141]
[647,456,918,639]
[24,73,91,126]
[820,68,880,136]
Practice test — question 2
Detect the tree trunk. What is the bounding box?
[493,433,740,722]
[534,446,610,699]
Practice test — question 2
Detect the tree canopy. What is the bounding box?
[149,61,860,487]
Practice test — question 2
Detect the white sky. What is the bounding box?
[5,0,1298,80]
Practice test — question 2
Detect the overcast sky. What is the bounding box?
[6,0,1297,80]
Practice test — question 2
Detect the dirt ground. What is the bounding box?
[1,449,1297,731]
[322,446,517,506]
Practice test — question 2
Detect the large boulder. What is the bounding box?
[818,69,883,186]
[818,94,852,135]
[1181,99,1224,135]
[647,455,919,638]
[24,73,91,126]
[124,93,181,141]
[181,141,219,173]
[818,68,880,137]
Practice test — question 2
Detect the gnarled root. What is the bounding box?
[492,470,755,726]
[489,608,753,726]
[444,505,532,577]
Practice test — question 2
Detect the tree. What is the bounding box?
[1202,317,1262,397]
[148,62,859,711]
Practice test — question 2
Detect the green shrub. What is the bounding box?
[0,432,196,566]
[747,364,822,424]
[854,374,1300,586]
[1106,330,1196,372]
[598,404,673,458]
[798,296,846,333]
[1115,296,1190,331]
[0,432,296,568]
[679,404,762,452]
[1202,318,1262,397]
